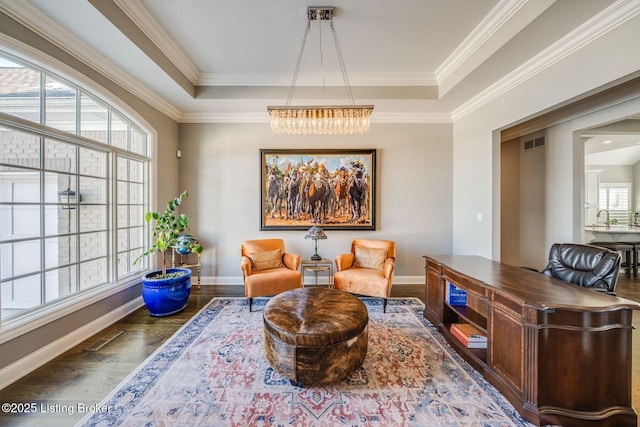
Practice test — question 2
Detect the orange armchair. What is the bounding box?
[333,239,396,312]
[241,239,302,311]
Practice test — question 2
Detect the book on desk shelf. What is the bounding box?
[450,323,487,349]
[445,282,467,306]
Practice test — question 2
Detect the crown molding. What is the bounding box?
[500,73,640,141]
[180,112,269,124]
[199,73,294,86]
[435,0,528,85]
[0,0,182,122]
[373,112,453,124]
[114,0,200,85]
[199,72,437,87]
[451,0,640,122]
[179,111,452,124]
[116,1,437,89]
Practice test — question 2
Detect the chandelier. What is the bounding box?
[267,7,374,135]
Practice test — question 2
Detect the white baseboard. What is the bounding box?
[0,296,144,391]
[198,275,423,286]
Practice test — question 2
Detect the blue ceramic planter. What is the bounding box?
[142,268,192,316]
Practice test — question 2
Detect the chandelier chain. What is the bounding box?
[330,20,356,106]
[319,19,325,90]
[286,20,311,107]
[267,6,373,135]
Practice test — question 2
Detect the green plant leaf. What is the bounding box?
[137,191,197,270]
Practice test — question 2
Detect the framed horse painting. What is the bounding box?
[260,149,376,230]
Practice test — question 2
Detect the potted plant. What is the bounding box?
[135,191,203,316]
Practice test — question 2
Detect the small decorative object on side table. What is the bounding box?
[301,258,333,288]
[171,234,202,285]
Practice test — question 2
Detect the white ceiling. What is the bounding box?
[0,0,636,124]
[583,118,640,165]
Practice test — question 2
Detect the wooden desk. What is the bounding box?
[424,255,640,427]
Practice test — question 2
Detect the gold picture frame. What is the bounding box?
[260,149,376,230]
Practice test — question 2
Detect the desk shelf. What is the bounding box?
[442,327,487,369]
[444,303,487,332]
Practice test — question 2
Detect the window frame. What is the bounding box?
[0,46,155,343]
[598,182,631,225]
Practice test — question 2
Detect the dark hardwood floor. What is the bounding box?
[0,276,638,426]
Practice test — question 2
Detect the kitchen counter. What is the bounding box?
[584,225,640,243]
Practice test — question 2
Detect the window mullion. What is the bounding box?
[39,134,45,305]
[108,152,115,282]
[107,111,114,282]
[40,72,45,127]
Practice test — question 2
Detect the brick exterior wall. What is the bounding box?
[0,128,123,305]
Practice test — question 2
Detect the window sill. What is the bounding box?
[0,274,143,345]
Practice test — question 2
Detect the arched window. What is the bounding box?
[0,51,150,329]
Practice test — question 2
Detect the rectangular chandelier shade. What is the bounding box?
[267,105,374,135]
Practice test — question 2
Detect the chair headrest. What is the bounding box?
[542,243,621,293]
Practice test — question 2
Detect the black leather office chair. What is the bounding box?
[541,243,621,295]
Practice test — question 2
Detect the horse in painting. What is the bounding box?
[307,174,330,223]
[348,169,367,222]
[334,168,350,218]
[266,173,283,218]
[286,172,302,220]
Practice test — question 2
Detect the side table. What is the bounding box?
[301,258,333,288]
[171,248,202,285]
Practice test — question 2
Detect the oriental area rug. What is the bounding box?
[77,297,533,427]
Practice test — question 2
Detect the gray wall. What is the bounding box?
[453,10,640,260]
[595,164,635,184]
[178,123,454,282]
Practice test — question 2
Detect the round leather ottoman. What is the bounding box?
[263,287,368,385]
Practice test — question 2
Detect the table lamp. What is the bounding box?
[304,225,327,261]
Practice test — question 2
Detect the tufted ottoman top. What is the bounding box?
[263,287,368,347]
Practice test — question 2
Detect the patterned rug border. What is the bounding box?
[77,296,531,426]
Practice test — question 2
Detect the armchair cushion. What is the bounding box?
[353,246,387,270]
[248,248,283,271]
[335,267,392,299]
[244,267,301,298]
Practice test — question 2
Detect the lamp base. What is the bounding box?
[311,253,321,261]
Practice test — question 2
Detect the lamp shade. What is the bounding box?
[304,226,327,261]
[304,226,327,240]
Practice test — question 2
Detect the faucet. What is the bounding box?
[596,209,610,229]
